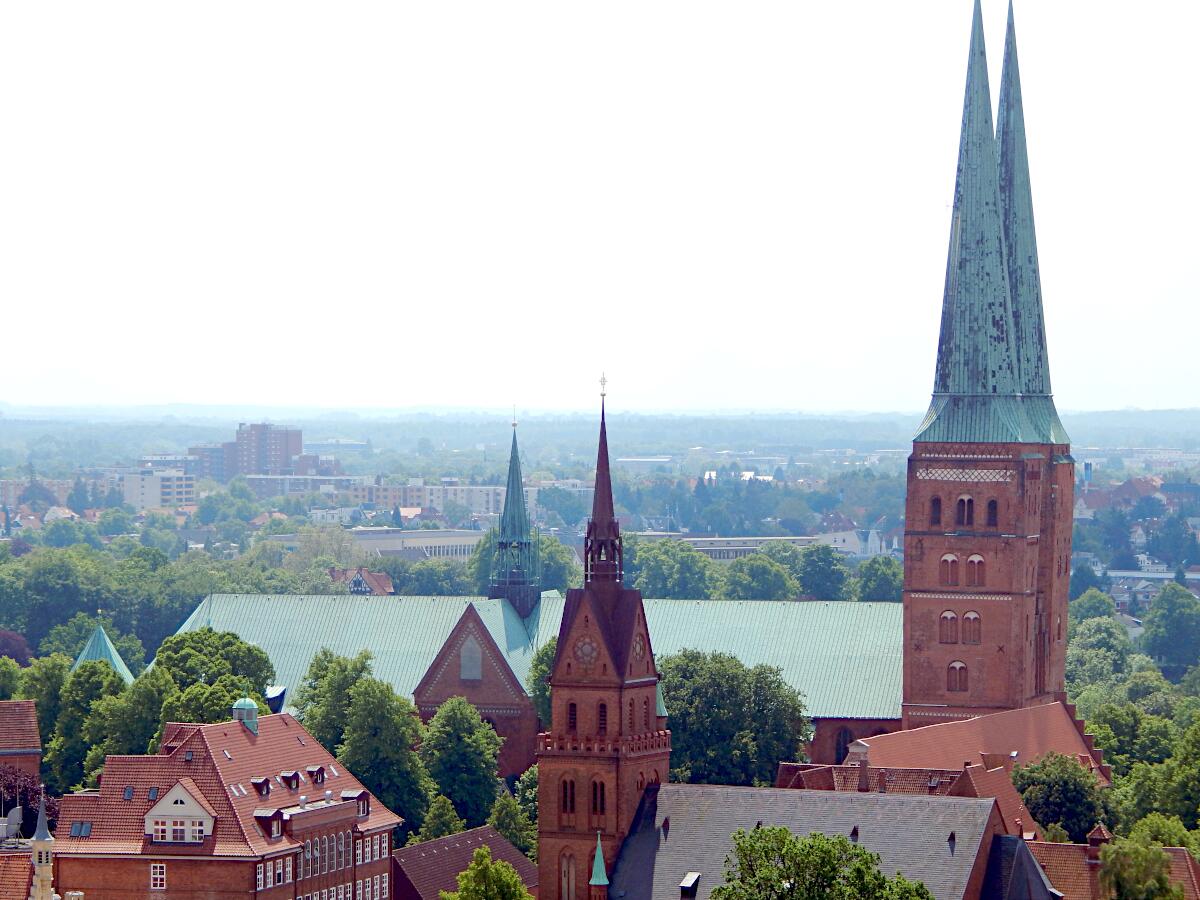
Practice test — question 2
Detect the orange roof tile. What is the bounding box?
[857,703,1109,785]
[54,713,401,859]
[0,700,40,753]
[1028,842,1100,900]
[950,764,1041,839]
[0,852,32,900]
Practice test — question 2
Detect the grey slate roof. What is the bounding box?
[175,594,903,720]
[982,834,1061,900]
[607,784,999,900]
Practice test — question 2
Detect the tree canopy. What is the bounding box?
[419,697,503,828]
[439,846,533,900]
[1012,753,1108,844]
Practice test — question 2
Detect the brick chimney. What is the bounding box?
[1087,823,1112,862]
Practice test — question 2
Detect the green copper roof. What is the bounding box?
[499,429,530,542]
[590,832,609,887]
[997,1,1068,445]
[917,0,1031,445]
[656,680,668,718]
[72,624,134,685]
[174,594,902,721]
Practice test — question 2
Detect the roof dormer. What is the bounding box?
[144,779,216,845]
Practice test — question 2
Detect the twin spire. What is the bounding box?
[916,0,1066,445]
[586,388,623,584]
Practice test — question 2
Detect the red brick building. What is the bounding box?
[0,699,42,777]
[53,701,399,899]
[392,826,537,899]
[902,0,1071,729]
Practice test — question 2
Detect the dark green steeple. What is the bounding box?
[998,1,1069,444]
[489,424,541,617]
[915,0,1031,444]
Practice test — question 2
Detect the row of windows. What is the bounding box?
[565,699,652,735]
[151,818,204,843]
[272,831,387,885]
[939,611,982,644]
[294,877,388,900]
[560,773,659,823]
[929,496,998,528]
[939,554,985,587]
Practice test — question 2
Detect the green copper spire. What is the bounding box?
[72,624,135,685]
[998,1,1069,444]
[488,423,541,617]
[915,0,1030,444]
[590,832,609,887]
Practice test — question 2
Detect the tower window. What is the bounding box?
[986,499,998,527]
[930,497,942,526]
[567,702,577,733]
[956,496,974,527]
[643,698,650,730]
[939,611,958,644]
[940,554,959,586]
[966,555,985,587]
[597,702,607,736]
[963,611,981,645]
[628,699,635,732]
[561,779,576,815]
[591,780,606,815]
[947,661,968,693]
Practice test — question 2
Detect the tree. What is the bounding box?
[487,792,536,858]
[82,666,178,782]
[1070,565,1107,601]
[514,765,538,825]
[45,659,125,792]
[153,627,275,694]
[855,556,903,602]
[21,553,90,648]
[1128,813,1194,853]
[404,559,472,595]
[1143,583,1200,673]
[632,539,720,599]
[538,535,581,593]
[39,612,146,675]
[439,846,534,900]
[660,650,810,785]
[156,675,265,734]
[711,828,933,900]
[1072,618,1132,673]
[409,793,466,844]
[795,544,852,600]
[337,677,431,840]
[526,638,556,727]
[721,555,798,601]
[420,697,503,827]
[19,653,72,740]
[97,507,134,536]
[1099,836,1184,900]
[536,487,588,529]
[1012,753,1107,843]
[0,656,21,700]
[293,649,373,752]
[1070,588,1118,628]
[67,478,90,515]
[0,629,32,665]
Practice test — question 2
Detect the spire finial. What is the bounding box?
[600,372,607,400]
[512,404,517,429]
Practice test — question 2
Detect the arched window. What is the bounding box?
[560,853,577,900]
[940,554,959,586]
[966,554,985,587]
[460,635,482,680]
[320,835,328,874]
[337,831,345,869]
[304,839,311,879]
[591,780,606,815]
[963,611,981,645]
[561,778,575,816]
[567,702,577,733]
[930,497,942,526]
[835,727,854,764]
[947,661,968,692]
[628,700,635,732]
[597,702,607,736]
[939,611,958,644]
[643,698,650,730]
[956,496,974,527]
[986,499,998,527]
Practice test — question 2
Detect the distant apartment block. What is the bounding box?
[635,533,818,562]
[266,527,485,561]
[138,454,201,476]
[123,470,196,512]
[244,474,369,501]
[188,422,306,483]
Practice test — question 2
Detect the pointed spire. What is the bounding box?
[499,427,530,542]
[33,787,52,842]
[998,1,1068,443]
[916,0,1030,444]
[72,624,134,685]
[590,832,609,886]
[585,380,622,583]
[490,421,540,616]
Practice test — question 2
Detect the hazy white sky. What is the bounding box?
[1,1,1195,414]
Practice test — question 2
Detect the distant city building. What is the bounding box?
[122,469,196,512]
[187,422,307,483]
[327,567,394,595]
[53,701,400,899]
[813,528,889,559]
[265,527,485,561]
[243,474,368,501]
[634,534,816,562]
[138,454,202,476]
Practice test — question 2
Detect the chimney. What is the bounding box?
[325,790,333,804]
[1087,824,1112,861]
[857,758,870,792]
[680,872,701,898]
[299,795,307,809]
[877,771,887,793]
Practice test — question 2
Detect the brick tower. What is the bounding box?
[902,0,1072,730]
[536,390,670,899]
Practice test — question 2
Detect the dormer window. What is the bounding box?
[358,797,369,817]
[280,771,300,790]
[306,765,325,785]
[271,818,281,837]
[123,786,134,801]
[251,777,270,797]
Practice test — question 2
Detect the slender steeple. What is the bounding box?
[33,790,52,842]
[590,831,610,890]
[998,0,1068,444]
[489,420,540,617]
[915,0,1029,444]
[29,787,60,900]
[585,378,622,583]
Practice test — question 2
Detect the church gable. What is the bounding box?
[414,604,528,708]
[553,590,621,685]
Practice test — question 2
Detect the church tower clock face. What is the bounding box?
[632,633,646,661]
[573,636,599,670]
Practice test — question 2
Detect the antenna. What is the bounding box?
[600,373,607,399]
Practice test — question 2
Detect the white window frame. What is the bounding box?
[256,863,264,890]
[373,834,380,861]
[374,874,380,900]
[276,858,285,885]
[381,873,388,898]
[153,819,168,842]
[286,856,293,883]
[151,863,166,890]
[356,838,362,865]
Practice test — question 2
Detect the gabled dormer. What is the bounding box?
[144,779,216,844]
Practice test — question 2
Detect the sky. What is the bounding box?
[1,1,1196,415]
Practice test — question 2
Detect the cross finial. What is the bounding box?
[600,373,607,399]
[512,404,517,429]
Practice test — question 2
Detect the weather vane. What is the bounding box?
[600,373,607,399]
[512,404,517,429]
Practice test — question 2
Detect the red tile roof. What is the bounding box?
[949,764,1041,839]
[392,826,536,900]
[1029,841,1200,900]
[329,567,395,595]
[54,712,401,858]
[0,700,40,753]
[0,852,32,900]
[856,703,1110,785]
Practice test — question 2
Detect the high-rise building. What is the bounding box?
[488,425,541,618]
[188,423,303,482]
[536,397,670,895]
[902,0,1071,729]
